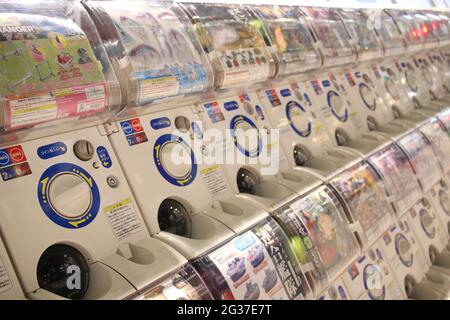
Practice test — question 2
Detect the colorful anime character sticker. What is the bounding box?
[0,12,106,130]
[330,163,394,245]
[289,186,359,280]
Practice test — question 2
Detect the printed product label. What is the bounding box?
[0,13,107,129]
[215,47,270,88]
[105,198,143,241]
[137,75,179,103]
[200,165,229,196]
[0,258,12,293]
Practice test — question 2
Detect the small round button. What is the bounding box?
[48,173,92,219]
[73,140,95,161]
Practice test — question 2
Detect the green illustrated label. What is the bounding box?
[0,13,107,130]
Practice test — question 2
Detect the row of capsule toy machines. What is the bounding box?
[0,0,450,300]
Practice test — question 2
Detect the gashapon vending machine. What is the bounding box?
[0,0,214,301]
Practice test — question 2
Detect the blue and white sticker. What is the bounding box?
[97,146,112,168]
[37,142,67,160]
[38,163,100,229]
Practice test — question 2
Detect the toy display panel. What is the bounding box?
[397,130,442,193]
[337,9,382,62]
[250,5,321,77]
[181,3,274,89]
[420,118,450,174]
[368,144,422,215]
[273,186,360,289]
[300,7,355,67]
[86,1,212,107]
[330,162,394,248]
[376,10,406,58]
[192,218,311,300]
[0,1,118,132]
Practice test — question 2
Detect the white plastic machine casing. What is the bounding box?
[377,217,448,299]
[0,235,25,299]
[0,127,192,299]
[404,199,450,274]
[194,91,322,213]
[298,6,392,159]
[387,10,446,117]
[341,242,405,300]
[106,106,263,260]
